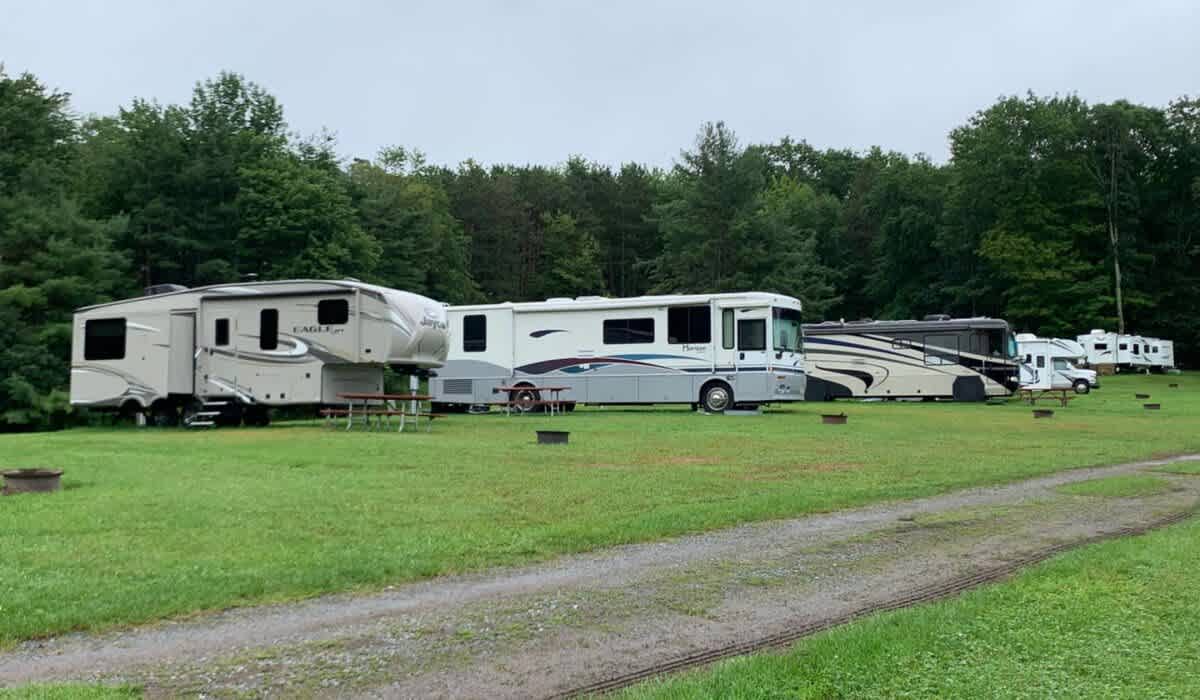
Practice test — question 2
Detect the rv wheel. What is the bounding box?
[244,406,271,427]
[1073,380,1091,395]
[701,382,733,413]
[510,387,540,413]
[150,402,179,428]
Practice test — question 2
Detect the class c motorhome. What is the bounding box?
[428,292,806,413]
[71,280,448,426]
[1016,334,1098,394]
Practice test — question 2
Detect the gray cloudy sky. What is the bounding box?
[4,1,1198,166]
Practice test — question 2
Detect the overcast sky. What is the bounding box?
[4,1,1197,167]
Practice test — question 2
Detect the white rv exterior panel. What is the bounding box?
[431,292,806,408]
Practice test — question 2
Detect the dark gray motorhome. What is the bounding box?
[71,280,448,426]
[803,316,1020,401]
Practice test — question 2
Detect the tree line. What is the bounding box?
[2,68,1197,428]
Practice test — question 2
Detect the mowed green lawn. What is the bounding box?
[1,374,1196,645]
[620,498,1200,700]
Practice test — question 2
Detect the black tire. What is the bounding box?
[700,382,733,413]
[150,402,179,428]
[510,386,540,413]
[244,405,271,427]
[1073,380,1091,395]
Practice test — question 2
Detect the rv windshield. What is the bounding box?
[772,307,803,353]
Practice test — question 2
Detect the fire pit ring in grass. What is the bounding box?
[821,413,848,425]
[1144,403,1161,411]
[2,469,63,495]
[1032,409,1054,419]
[536,430,570,445]
[1136,393,1151,399]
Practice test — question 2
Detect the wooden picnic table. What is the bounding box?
[330,392,440,432]
[1016,387,1074,408]
[493,385,572,416]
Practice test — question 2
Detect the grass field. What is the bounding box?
[1,373,1196,646]
[619,503,1200,700]
[0,685,137,699]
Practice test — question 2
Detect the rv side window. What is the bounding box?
[1094,343,1108,350]
[1053,358,1068,370]
[603,318,654,345]
[1036,356,1045,368]
[463,314,486,352]
[215,319,230,347]
[1119,343,1127,350]
[260,309,278,350]
[667,306,711,344]
[318,299,349,325]
[722,310,734,349]
[737,319,766,351]
[1131,345,1139,355]
[84,318,126,360]
[924,334,959,366]
[1153,346,1159,353]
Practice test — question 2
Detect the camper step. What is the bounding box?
[202,401,230,407]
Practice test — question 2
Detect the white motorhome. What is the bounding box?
[1076,329,1151,371]
[428,292,806,413]
[1145,338,1176,371]
[1017,334,1097,394]
[803,316,1020,401]
[71,280,448,426]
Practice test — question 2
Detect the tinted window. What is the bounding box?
[924,334,959,366]
[1132,344,1140,355]
[1119,343,1127,350]
[463,314,486,352]
[737,319,766,351]
[1036,355,1045,368]
[260,309,278,350]
[1153,346,1159,353]
[1053,358,1069,370]
[668,306,711,344]
[722,310,734,349]
[215,318,230,347]
[604,318,654,344]
[84,318,126,360]
[318,299,349,325]
[1095,343,1108,350]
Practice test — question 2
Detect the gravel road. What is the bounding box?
[2,454,1198,698]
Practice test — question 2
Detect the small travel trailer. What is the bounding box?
[71,280,448,426]
[428,292,806,413]
[802,316,1020,401]
[1016,334,1097,394]
[1076,330,1152,371]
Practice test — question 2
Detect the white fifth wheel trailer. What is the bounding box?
[1016,334,1098,394]
[428,292,806,413]
[803,316,1020,401]
[71,280,448,426]
[1076,329,1152,371]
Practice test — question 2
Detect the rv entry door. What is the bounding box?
[198,301,242,398]
[733,307,769,371]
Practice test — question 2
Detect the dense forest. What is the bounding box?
[2,68,1197,428]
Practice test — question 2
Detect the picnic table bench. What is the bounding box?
[326,392,445,432]
[492,385,572,416]
[1016,388,1075,408]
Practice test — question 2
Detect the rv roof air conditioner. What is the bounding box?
[144,283,188,296]
[923,314,952,321]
